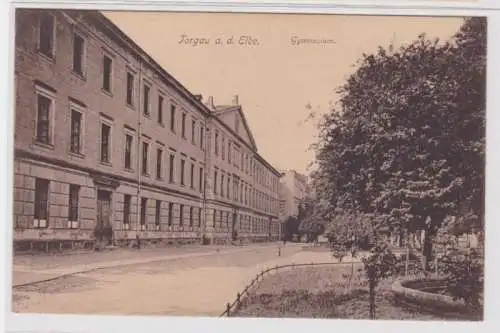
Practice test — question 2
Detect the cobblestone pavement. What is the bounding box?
[11,244,345,316]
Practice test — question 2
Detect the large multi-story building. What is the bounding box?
[13,9,281,250]
[278,169,310,220]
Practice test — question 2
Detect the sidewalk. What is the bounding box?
[11,242,291,287]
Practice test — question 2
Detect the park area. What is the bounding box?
[233,261,479,321]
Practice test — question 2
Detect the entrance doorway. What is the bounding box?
[96,190,113,245]
[97,190,112,227]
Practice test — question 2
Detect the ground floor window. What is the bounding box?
[68,184,80,228]
[155,200,161,230]
[189,206,194,226]
[168,202,174,226]
[123,194,131,230]
[179,204,184,226]
[140,197,148,230]
[34,178,50,228]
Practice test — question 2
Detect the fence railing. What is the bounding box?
[219,255,444,317]
[219,261,360,317]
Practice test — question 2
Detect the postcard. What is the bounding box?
[3,1,498,333]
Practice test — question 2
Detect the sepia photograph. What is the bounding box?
[9,5,486,323]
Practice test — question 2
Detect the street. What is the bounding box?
[12,243,343,316]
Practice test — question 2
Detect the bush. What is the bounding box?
[399,251,420,262]
[439,248,484,314]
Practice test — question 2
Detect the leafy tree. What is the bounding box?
[294,196,329,242]
[283,216,299,241]
[311,17,486,269]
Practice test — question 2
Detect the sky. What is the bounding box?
[103,11,464,175]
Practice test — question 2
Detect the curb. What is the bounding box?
[390,277,479,319]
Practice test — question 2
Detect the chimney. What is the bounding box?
[232,95,239,106]
[194,94,203,101]
[207,96,215,110]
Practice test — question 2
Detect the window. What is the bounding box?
[102,55,112,93]
[123,194,131,229]
[228,142,232,163]
[140,198,148,230]
[140,197,147,227]
[179,204,184,226]
[170,104,176,132]
[168,202,173,226]
[155,200,161,227]
[213,209,217,227]
[158,95,164,125]
[180,159,186,186]
[72,33,85,75]
[190,163,195,189]
[126,72,134,106]
[220,211,223,227]
[191,119,196,144]
[39,13,54,58]
[70,109,82,154]
[100,123,111,163]
[234,180,239,202]
[227,176,231,199]
[199,167,203,193]
[245,185,248,205]
[200,127,204,149]
[36,93,52,145]
[156,148,163,179]
[142,141,149,175]
[214,131,219,156]
[214,170,218,194]
[34,178,49,228]
[181,113,186,138]
[189,207,194,227]
[143,84,150,116]
[169,154,175,183]
[124,134,133,169]
[222,137,225,160]
[68,184,79,228]
[220,174,224,197]
[198,208,202,227]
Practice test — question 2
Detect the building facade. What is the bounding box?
[13,9,281,250]
[278,170,310,230]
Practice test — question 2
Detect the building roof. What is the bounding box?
[75,10,281,177]
[213,104,258,152]
[81,10,212,118]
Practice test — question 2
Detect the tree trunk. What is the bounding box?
[349,261,355,289]
[369,284,376,319]
[422,228,433,271]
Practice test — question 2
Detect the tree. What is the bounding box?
[311,17,486,269]
[283,216,299,241]
[362,243,398,319]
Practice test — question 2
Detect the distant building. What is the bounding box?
[278,169,309,234]
[13,9,281,250]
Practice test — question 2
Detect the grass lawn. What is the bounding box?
[234,264,446,320]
